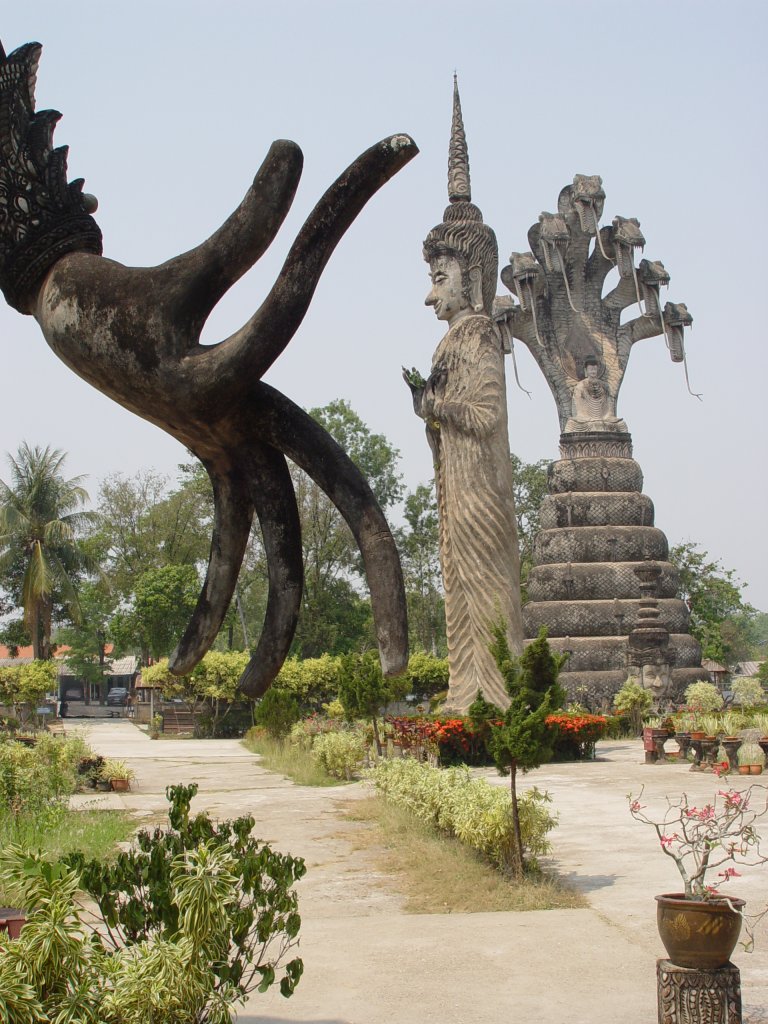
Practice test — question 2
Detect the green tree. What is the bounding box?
[56,581,119,704]
[254,687,301,741]
[484,626,566,879]
[124,564,200,663]
[338,650,409,755]
[401,651,449,704]
[510,454,549,601]
[289,401,402,658]
[670,542,757,664]
[0,616,30,657]
[95,468,212,600]
[310,400,403,509]
[396,484,445,654]
[0,444,95,659]
[0,660,57,722]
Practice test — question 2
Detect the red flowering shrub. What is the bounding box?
[546,713,608,760]
[387,715,492,765]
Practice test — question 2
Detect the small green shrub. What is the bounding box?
[612,679,653,735]
[603,715,632,739]
[254,688,300,741]
[368,758,557,875]
[684,680,724,713]
[311,731,366,780]
[732,678,765,709]
[0,733,90,815]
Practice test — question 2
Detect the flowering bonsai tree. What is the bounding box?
[629,785,768,949]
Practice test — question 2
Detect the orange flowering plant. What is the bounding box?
[545,713,608,761]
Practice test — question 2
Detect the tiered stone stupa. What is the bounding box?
[494,175,706,706]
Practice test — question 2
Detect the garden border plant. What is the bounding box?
[0,783,305,1022]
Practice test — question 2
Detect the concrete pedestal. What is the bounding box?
[657,959,741,1023]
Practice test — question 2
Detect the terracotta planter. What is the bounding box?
[690,731,705,741]
[110,778,131,792]
[0,907,26,941]
[656,893,745,970]
[738,765,751,775]
[749,764,763,775]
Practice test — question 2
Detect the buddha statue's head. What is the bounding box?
[423,76,498,323]
[583,355,600,379]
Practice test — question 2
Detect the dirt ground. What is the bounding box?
[69,721,768,1024]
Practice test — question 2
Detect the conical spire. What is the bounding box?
[447,74,471,204]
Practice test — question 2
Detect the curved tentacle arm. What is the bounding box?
[193,134,418,388]
[169,465,255,675]
[249,382,408,677]
[159,140,304,336]
[237,443,304,698]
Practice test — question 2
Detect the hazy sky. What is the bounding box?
[2,1,766,608]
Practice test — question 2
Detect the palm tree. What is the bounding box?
[0,444,95,659]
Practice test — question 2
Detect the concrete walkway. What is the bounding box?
[68,721,768,1024]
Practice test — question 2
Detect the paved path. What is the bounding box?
[69,722,768,1024]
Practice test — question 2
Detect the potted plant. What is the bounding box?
[76,755,105,790]
[629,785,768,968]
[737,743,765,776]
[99,759,135,792]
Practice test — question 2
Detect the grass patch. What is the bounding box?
[241,733,349,787]
[0,804,135,903]
[345,795,587,914]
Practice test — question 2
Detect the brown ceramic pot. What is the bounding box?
[656,893,745,969]
[749,764,763,775]
[110,778,131,792]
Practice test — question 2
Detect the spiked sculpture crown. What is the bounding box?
[423,76,498,314]
[0,41,102,313]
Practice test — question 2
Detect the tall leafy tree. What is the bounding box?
[112,563,200,664]
[57,581,120,703]
[95,467,212,599]
[396,483,445,654]
[509,454,549,601]
[670,542,758,664]
[291,401,403,658]
[0,444,94,659]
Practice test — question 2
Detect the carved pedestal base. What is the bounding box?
[657,959,741,1024]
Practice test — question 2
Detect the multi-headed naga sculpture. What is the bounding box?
[495,173,697,437]
[0,40,416,694]
[493,174,703,705]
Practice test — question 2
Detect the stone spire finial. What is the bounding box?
[448,74,471,204]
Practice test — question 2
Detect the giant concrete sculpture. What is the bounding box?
[405,80,523,711]
[0,40,415,694]
[494,175,704,705]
